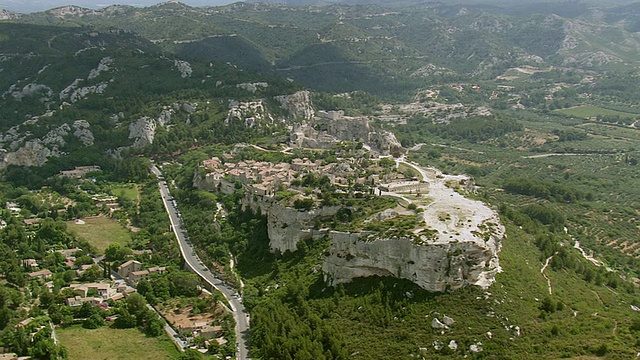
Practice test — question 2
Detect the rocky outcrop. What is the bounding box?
[225,100,274,127]
[290,110,404,155]
[266,203,341,253]
[2,140,53,168]
[237,82,268,93]
[158,109,172,126]
[46,5,98,17]
[181,103,197,114]
[128,117,156,148]
[0,115,78,170]
[369,129,403,155]
[72,120,94,146]
[322,226,502,292]
[290,123,338,149]
[60,79,110,103]
[174,60,192,78]
[3,83,53,101]
[0,9,20,20]
[275,91,315,120]
[195,174,340,253]
[42,124,70,148]
[197,157,502,293]
[411,63,456,78]
[88,57,113,80]
[237,177,501,292]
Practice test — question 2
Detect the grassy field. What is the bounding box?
[57,326,180,360]
[66,216,131,254]
[110,184,139,202]
[555,104,638,119]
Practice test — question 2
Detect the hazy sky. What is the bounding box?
[0,0,238,14]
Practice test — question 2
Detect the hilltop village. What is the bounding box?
[196,147,504,292]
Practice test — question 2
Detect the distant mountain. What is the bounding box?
[0,0,233,14]
[0,8,20,19]
[6,0,640,96]
[244,0,339,4]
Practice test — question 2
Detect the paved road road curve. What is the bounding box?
[151,165,250,359]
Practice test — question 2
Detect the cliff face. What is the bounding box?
[243,182,500,291]
[128,117,157,148]
[225,100,274,127]
[275,91,315,120]
[238,191,341,253]
[3,140,52,168]
[290,111,404,155]
[323,227,502,292]
[0,119,97,170]
[196,160,503,292]
[266,203,340,253]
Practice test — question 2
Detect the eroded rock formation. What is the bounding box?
[128,116,156,148]
[322,226,502,292]
[291,110,404,155]
[275,91,315,120]
[225,100,274,127]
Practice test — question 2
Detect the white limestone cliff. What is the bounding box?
[60,79,110,103]
[3,83,53,102]
[199,174,502,292]
[225,100,274,127]
[88,57,113,80]
[234,192,341,253]
[128,117,157,148]
[322,226,502,292]
[46,5,98,17]
[237,82,268,93]
[2,140,52,169]
[72,120,94,146]
[42,124,70,148]
[290,123,338,149]
[275,91,315,120]
[266,203,341,253]
[0,9,20,20]
[174,60,192,78]
[290,110,404,155]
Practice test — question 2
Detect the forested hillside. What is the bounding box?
[0,1,640,359]
[8,1,640,96]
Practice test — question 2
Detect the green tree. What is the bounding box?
[114,308,136,329]
[125,293,147,316]
[83,313,105,329]
[104,243,131,262]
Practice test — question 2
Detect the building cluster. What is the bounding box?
[58,165,101,178]
[117,260,166,286]
[63,280,136,307]
[200,154,433,209]
[201,156,371,197]
[27,269,52,280]
[203,157,300,197]
[24,249,84,279]
[176,319,224,341]
[58,248,81,269]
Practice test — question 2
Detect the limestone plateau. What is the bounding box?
[196,107,504,292]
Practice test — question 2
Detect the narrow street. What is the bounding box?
[151,165,250,360]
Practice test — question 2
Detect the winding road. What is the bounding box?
[151,165,250,359]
